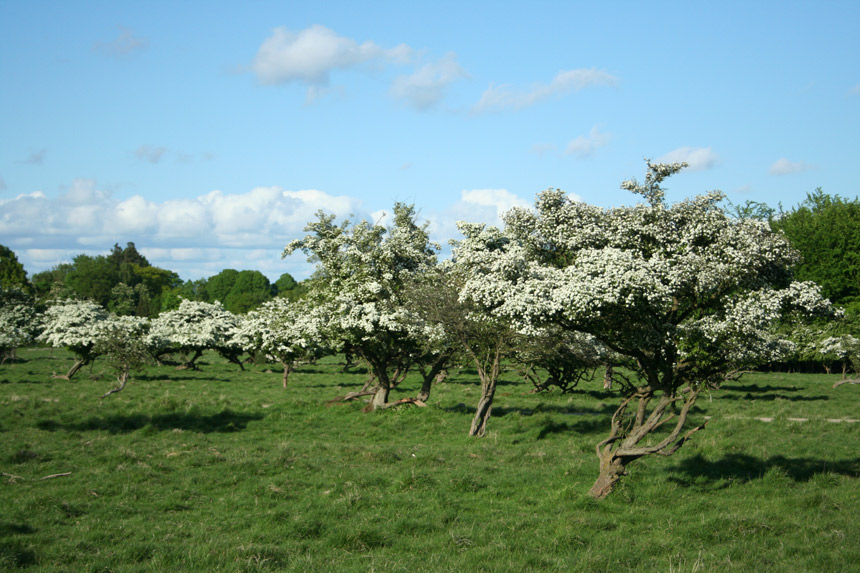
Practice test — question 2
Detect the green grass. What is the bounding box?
[1,348,858,571]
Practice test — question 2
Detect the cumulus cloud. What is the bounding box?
[565,126,612,158]
[0,179,368,279]
[390,53,468,110]
[769,158,815,175]
[656,147,720,171]
[250,25,412,93]
[474,68,618,113]
[93,26,148,57]
[135,145,167,164]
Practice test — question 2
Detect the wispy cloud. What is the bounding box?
[135,145,167,164]
[656,147,720,171]
[17,149,46,166]
[93,26,148,57]
[250,25,412,97]
[565,126,612,158]
[390,53,468,110]
[769,157,814,176]
[474,69,618,113]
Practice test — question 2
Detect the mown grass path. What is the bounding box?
[1,348,858,571]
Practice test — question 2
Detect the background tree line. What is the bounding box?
[1,242,307,317]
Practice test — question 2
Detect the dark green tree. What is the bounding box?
[0,244,31,292]
[772,189,860,314]
[206,269,240,303]
[223,270,273,313]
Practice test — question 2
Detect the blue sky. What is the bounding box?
[1,1,858,281]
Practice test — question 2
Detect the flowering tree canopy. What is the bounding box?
[457,161,835,498]
[283,203,439,409]
[37,299,110,379]
[95,315,153,398]
[147,299,242,369]
[0,287,39,363]
[234,297,331,388]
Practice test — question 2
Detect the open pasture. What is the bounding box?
[1,348,858,571]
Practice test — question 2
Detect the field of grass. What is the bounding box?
[1,347,858,571]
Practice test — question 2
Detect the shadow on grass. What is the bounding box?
[669,453,860,485]
[36,409,265,434]
[443,403,615,418]
[536,418,607,439]
[720,383,799,393]
[717,393,828,402]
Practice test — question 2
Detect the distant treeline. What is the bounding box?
[1,241,306,316]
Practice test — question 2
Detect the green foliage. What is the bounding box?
[28,243,179,317]
[223,270,273,314]
[772,189,860,313]
[205,269,240,303]
[0,244,31,292]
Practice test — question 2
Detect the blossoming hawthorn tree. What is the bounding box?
[283,203,439,410]
[234,297,331,388]
[457,161,835,498]
[37,299,109,379]
[0,287,39,364]
[95,315,153,398]
[147,299,243,370]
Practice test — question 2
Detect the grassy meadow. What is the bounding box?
[1,347,858,571]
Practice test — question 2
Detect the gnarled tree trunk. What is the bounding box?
[468,346,502,437]
[101,369,130,399]
[589,387,706,499]
[281,362,294,389]
[416,354,450,403]
[53,357,90,380]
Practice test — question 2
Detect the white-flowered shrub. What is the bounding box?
[37,299,110,378]
[234,297,331,386]
[283,203,440,408]
[0,287,39,362]
[148,299,242,368]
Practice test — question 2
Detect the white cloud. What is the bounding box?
[135,145,167,164]
[474,68,618,112]
[656,147,720,171]
[93,26,148,57]
[769,158,814,176]
[849,83,860,96]
[0,179,367,278]
[390,53,468,110]
[565,126,612,158]
[251,25,411,90]
[461,189,531,220]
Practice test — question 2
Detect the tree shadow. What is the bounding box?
[720,383,799,393]
[536,418,607,439]
[135,374,234,382]
[717,393,828,402]
[443,403,615,418]
[37,409,265,434]
[668,453,860,486]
